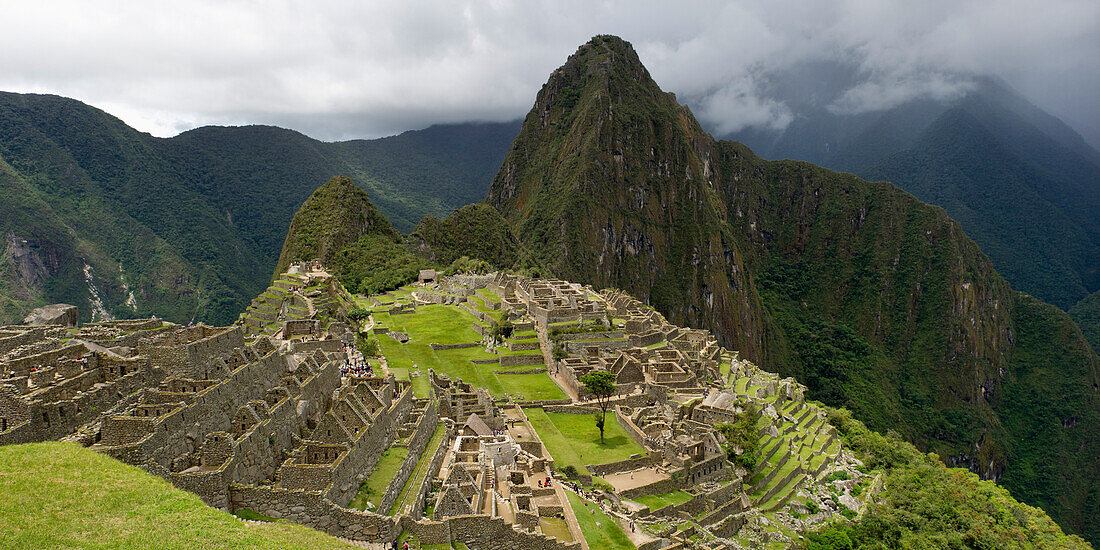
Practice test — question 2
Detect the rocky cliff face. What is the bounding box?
[488,35,1100,541]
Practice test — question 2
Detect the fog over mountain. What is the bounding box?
[1,1,1097,147]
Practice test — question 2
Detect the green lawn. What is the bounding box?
[0,442,363,549]
[349,446,408,511]
[566,491,636,550]
[632,490,693,511]
[524,408,646,474]
[375,305,564,401]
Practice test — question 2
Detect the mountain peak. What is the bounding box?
[274,175,398,277]
[544,35,656,97]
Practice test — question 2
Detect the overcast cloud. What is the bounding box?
[1,0,1097,147]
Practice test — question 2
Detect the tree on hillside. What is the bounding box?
[580,371,617,444]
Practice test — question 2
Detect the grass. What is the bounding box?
[375,305,564,401]
[565,491,635,550]
[390,424,446,515]
[348,446,408,511]
[524,408,646,474]
[540,516,573,542]
[632,490,693,511]
[0,442,364,549]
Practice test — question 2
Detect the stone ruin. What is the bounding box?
[4,272,873,549]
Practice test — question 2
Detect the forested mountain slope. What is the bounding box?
[0,91,518,324]
[486,35,1100,544]
[723,73,1100,311]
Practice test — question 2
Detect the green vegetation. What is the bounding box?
[390,425,446,515]
[808,409,1091,549]
[0,92,518,325]
[374,305,564,401]
[335,233,429,295]
[579,371,617,444]
[1069,288,1100,353]
[715,404,761,472]
[565,491,635,550]
[349,446,409,511]
[996,293,1100,544]
[411,203,524,268]
[524,408,645,474]
[859,105,1100,312]
[632,490,693,511]
[0,442,363,549]
[274,176,430,295]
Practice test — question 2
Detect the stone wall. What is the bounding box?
[506,339,541,352]
[230,484,398,541]
[401,514,581,550]
[499,353,545,367]
[429,342,480,351]
[409,421,455,518]
[290,340,342,353]
[0,327,45,356]
[615,406,652,450]
[3,363,160,445]
[324,384,415,506]
[587,455,656,477]
[379,400,440,514]
[622,476,677,500]
[552,331,624,341]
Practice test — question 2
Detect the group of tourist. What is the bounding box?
[340,342,372,377]
[536,475,552,488]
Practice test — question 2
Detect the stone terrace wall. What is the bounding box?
[430,342,480,351]
[401,514,581,550]
[409,421,455,518]
[325,385,415,506]
[99,351,319,476]
[615,406,652,450]
[230,484,398,541]
[499,353,545,367]
[587,455,656,477]
[0,327,45,356]
[552,331,624,341]
[379,400,440,514]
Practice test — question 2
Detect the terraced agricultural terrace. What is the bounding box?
[1,267,878,549]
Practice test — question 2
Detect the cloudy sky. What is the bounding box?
[2,0,1098,147]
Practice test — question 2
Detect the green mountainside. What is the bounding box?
[0,91,518,324]
[726,75,1100,312]
[275,176,428,295]
[486,35,1100,543]
[1070,289,1100,356]
[410,203,525,268]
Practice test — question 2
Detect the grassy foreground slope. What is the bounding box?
[0,442,359,550]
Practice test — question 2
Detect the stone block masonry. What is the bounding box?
[379,399,439,514]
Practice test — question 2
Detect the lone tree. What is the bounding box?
[580,371,617,444]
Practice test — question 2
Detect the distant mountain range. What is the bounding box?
[720,68,1100,313]
[0,91,519,324]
